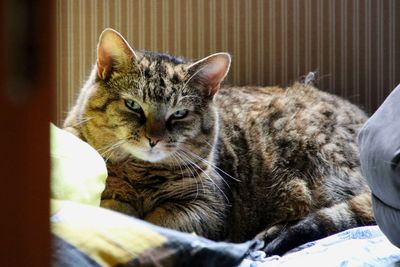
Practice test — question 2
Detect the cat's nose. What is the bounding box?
[147,137,159,148]
[145,118,165,148]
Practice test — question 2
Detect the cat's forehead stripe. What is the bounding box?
[138,53,187,80]
[128,55,190,104]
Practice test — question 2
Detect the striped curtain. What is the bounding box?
[56,0,400,125]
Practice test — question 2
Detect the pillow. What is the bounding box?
[51,200,257,267]
[50,123,108,206]
[358,83,400,248]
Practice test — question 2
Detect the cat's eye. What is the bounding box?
[170,109,189,119]
[124,99,143,113]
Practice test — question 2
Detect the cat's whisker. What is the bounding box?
[178,146,233,190]
[169,153,187,199]
[185,153,207,198]
[185,155,205,200]
[173,152,195,180]
[70,116,94,127]
[178,149,229,202]
[180,146,241,182]
[174,151,202,200]
[203,140,214,149]
[98,139,127,153]
[98,138,130,162]
[104,149,116,163]
[179,157,223,202]
[170,153,190,181]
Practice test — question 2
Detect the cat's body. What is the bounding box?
[64,29,374,255]
[216,84,371,243]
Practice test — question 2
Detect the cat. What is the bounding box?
[64,28,375,256]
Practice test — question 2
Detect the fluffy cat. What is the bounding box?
[64,28,375,255]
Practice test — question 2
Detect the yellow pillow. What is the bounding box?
[50,123,107,206]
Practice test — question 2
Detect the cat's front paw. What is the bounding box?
[255,224,292,256]
[262,232,291,256]
[254,225,282,245]
[256,220,322,256]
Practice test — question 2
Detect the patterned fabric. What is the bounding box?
[240,226,400,267]
[51,200,257,267]
[51,200,400,266]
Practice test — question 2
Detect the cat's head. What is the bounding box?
[81,28,230,163]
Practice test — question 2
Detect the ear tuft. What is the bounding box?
[97,28,137,80]
[187,53,231,97]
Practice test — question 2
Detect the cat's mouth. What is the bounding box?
[122,143,170,163]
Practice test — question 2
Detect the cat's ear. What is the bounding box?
[187,53,231,97]
[97,28,138,80]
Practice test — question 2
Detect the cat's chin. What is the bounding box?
[136,152,167,163]
[122,144,169,163]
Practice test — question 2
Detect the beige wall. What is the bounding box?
[56,0,400,125]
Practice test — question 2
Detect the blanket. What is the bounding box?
[52,200,400,267]
[241,226,400,267]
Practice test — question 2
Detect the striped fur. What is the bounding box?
[64,29,375,255]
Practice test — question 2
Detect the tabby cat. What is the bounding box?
[64,28,375,255]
